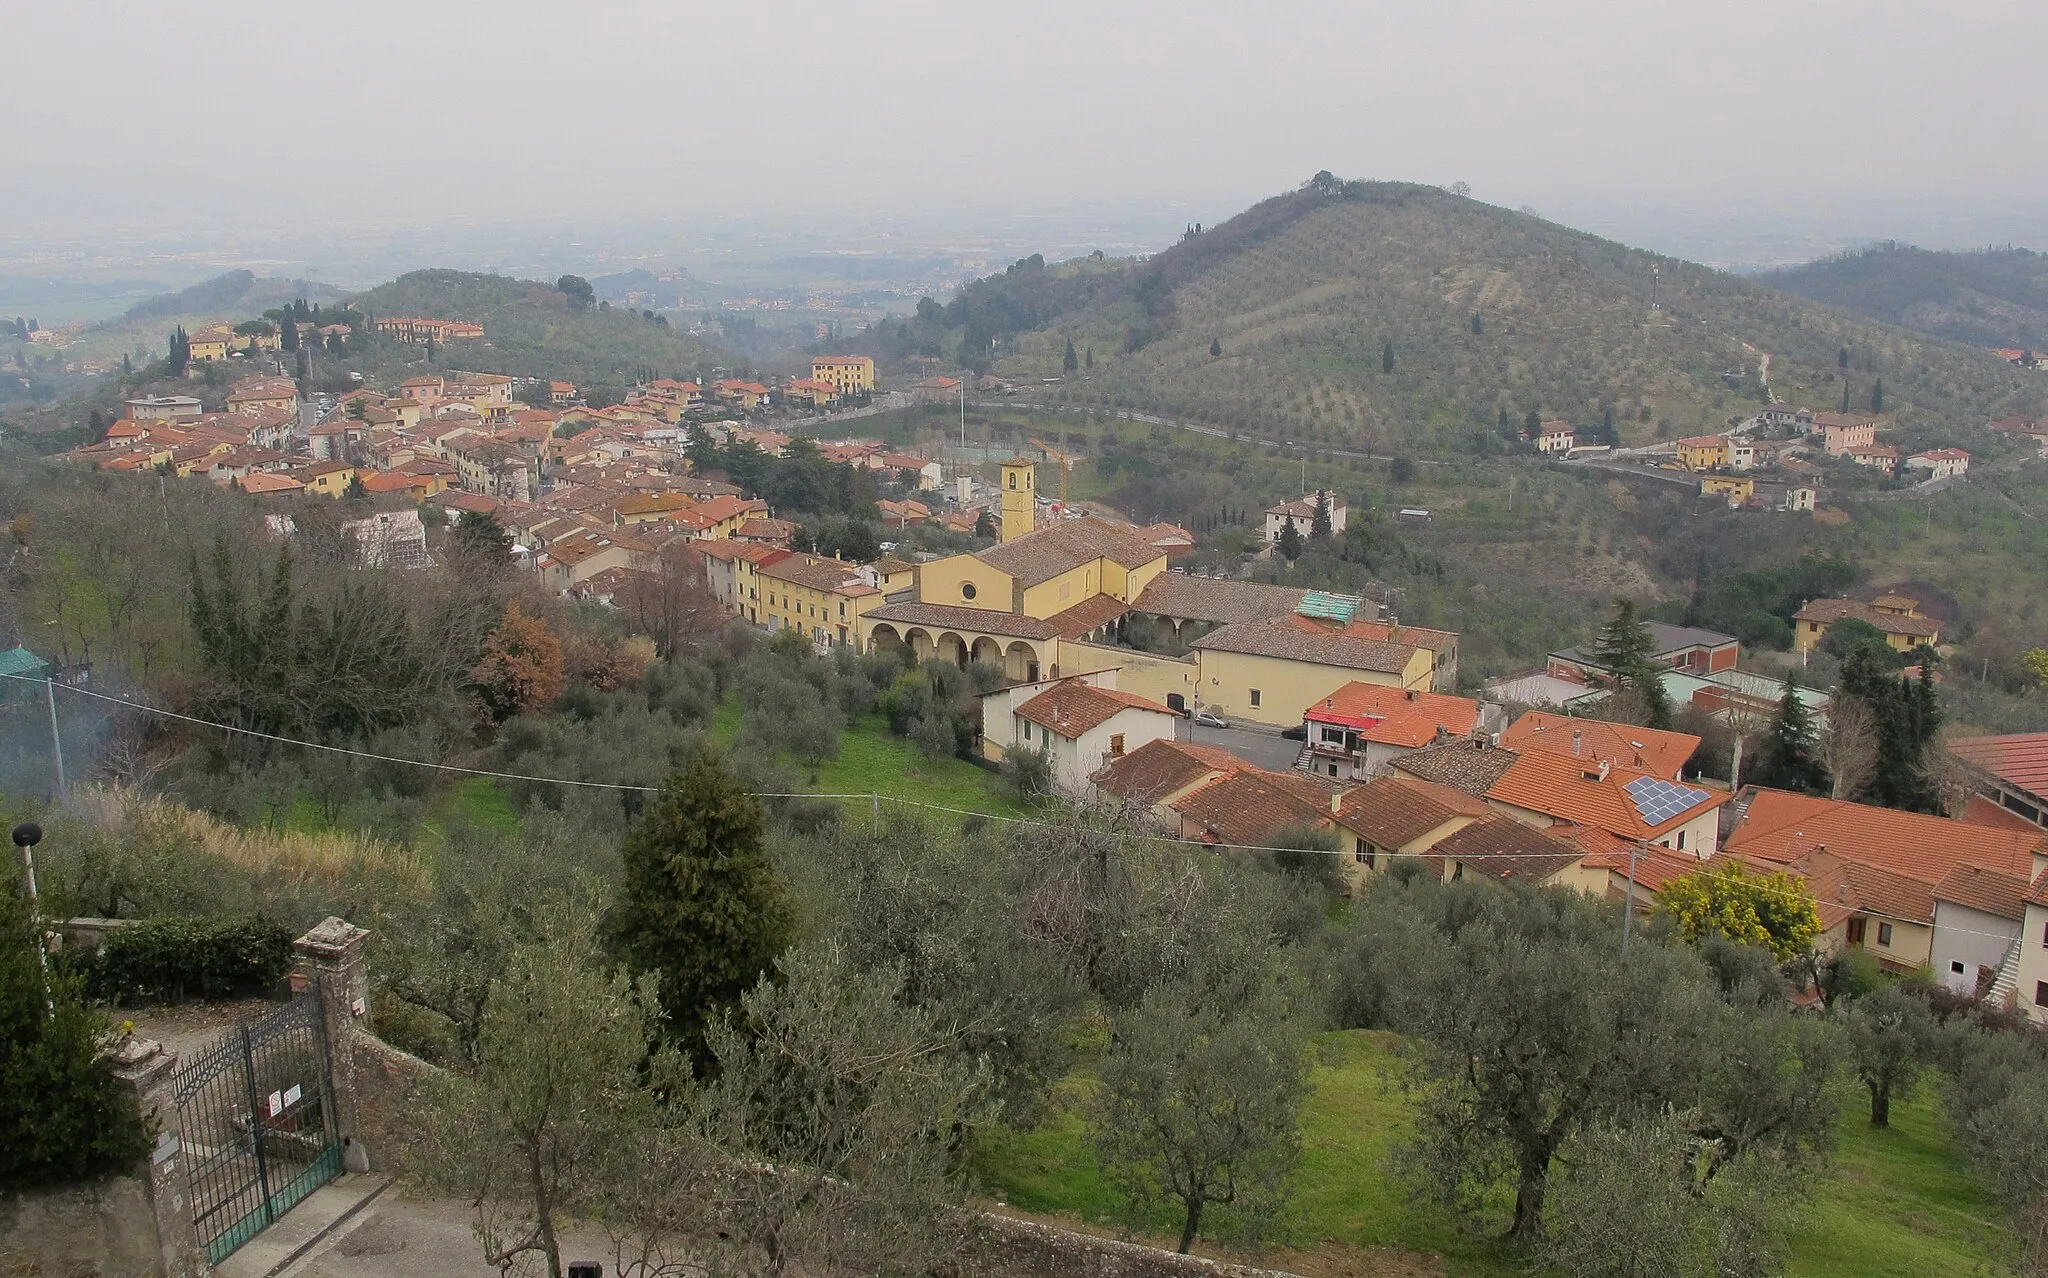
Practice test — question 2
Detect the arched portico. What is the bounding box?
[970,636,1004,667]
[936,632,969,668]
[1005,641,1041,682]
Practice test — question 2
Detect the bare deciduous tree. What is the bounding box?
[617,542,725,658]
[1815,696,1878,801]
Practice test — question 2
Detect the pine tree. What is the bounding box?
[1311,490,1332,541]
[280,318,298,352]
[610,746,794,1051]
[1756,678,1820,793]
[1592,597,1673,729]
[1209,337,1222,358]
[1278,515,1303,561]
[1382,340,1396,374]
[973,508,997,539]
[1063,336,1078,373]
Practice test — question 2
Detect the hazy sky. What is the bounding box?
[7,0,2044,236]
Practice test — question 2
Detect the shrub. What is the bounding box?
[80,916,295,1005]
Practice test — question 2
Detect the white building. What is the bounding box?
[1906,448,1970,480]
[1263,493,1348,543]
[2018,881,2048,1025]
[978,673,1179,795]
[1930,865,2030,998]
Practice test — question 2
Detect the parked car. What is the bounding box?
[1193,709,1229,729]
[1280,724,1307,741]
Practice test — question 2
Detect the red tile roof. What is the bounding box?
[1092,739,1243,804]
[1951,734,2048,800]
[1958,794,2041,833]
[1016,680,1173,738]
[1305,682,1480,748]
[1433,816,1588,884]
[1500,712,1699,781]
[1486,750,1728,841]
[1332,776,1489,849]
[1725,788,2047,886]
[1169,769,1337,847]
[1932,863,2034,922]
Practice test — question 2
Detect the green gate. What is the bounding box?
[170,991,342,1264]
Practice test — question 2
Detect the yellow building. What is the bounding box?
[1000,456,1036,543]
[757,553,885,649]
[857,515,1170,681]
[186,326,233,363]
[1700,474,1754,504]
[294,462,357,498]
[1792,595,1943,654]
[810,354,876,397]
[1188,622,1437,725]
[1675,435,1730,471]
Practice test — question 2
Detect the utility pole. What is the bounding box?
[44,678,66,804]
[1621,841,1642,951]
[12,823,50,1008]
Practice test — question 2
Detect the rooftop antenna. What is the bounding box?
[1650,264,1660,310]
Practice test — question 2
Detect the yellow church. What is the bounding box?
[857,458,1170,683]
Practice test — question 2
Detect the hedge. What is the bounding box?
[80,916,296,1005]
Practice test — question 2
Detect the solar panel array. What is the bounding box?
[1623,775,1712,826]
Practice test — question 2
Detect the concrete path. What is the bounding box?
[214,1174,391,1278]
[224,1184,623,1278]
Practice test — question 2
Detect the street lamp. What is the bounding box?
[11,822,50,1003]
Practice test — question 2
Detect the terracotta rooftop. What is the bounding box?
[1092,739,1243,805]
[1724,788,2047,885]
[1332,776,1489,849]
[1015,680,1173,739]
[1432,816,1588,884]
[976,517,1163,586]
[1958,794,2041,833]
[1951,734,2048,800]
[1487,750,1728,841]
[1931,863,2034,923]
[1500,712,1700,782]
[1305,682,1481,748]
[1392,740,1524,796]
[1169,768,1338,848]
[1794,597,1941,637]
[757,553,877,595]
[1191,618,1418,675]
[1756,848,1936,929]
[1045,592,1133,640]
[1131,575,1307,625]
[864,600,1061,640]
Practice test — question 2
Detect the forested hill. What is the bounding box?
[867,177,2043,452]
[348,270,735,386]
[1759,243,2048,353]
[121,269,349,321]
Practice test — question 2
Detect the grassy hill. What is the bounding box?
[887,179,2044,452]
[1760,242,2048,354]
[346,269,737,389]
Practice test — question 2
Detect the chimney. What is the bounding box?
[1598,761,1611,781]
[1571,729,1583,756]
[1405,688,1418,701]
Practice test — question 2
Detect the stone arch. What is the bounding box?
[936,632,969,668]
[904,627,935,661]
[1005,641,1041,683]
[970,636,1004,668]
[868,623,904,654]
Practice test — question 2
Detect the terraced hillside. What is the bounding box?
[905,180,2044,453]
[1762,242,2048,353]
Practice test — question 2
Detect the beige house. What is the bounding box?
[979,674,1178,795]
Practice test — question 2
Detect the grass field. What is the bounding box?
[969,1030,2015,1278]
[709,696,1027,818]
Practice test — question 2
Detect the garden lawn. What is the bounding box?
[970,1030,2014,1278]
[712,697,1025,818]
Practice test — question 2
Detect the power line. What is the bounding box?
[4,671,2039,945]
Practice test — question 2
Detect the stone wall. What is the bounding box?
[957,1214,1303,1278]
[347,1030,439,1175]
[0,1176,163,1278]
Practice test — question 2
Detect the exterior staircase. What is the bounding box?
[1986,937,2024,1009]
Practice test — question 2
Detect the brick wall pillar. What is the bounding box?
[107,1034,208,1278]
[293,917,373,1173]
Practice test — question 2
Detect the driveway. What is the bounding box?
[1176,718,1304,773]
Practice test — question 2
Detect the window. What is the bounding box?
[2038,981,2048,1008]
[1109,733,1125,757]
[1250,689,1262,708]
[962,582,977,600]
[1355,841,1375,868]
[1020,721,1031,742]
[1951,960,1966,975]
[1846,917,1867,946]
[1007,473,1017,489]
[1877,922,1894,947]
[1676,830,1686,851]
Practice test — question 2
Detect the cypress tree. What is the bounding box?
[1064,336,1078,373]
[1382,340,1396,374]
[1871,379,1884,413]
[610,746,794,1051]
[1756,678,1820,793]
[280,318,298,352]
[1209,337,1222,358]
[1278,515,1304,561]
[1470,313,1483,335]
[1525,409,1541,438]
[1311,489,1332,541]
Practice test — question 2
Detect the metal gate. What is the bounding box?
[170,991,342,1264]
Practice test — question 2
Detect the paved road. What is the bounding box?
[1176,718,1304,773]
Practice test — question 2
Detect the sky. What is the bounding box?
[6,0,2045,253]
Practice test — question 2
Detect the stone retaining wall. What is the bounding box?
[958,1213,1304,1278]
[0,1176,163,1278]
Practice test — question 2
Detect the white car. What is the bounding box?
[1193,709,1229,729]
